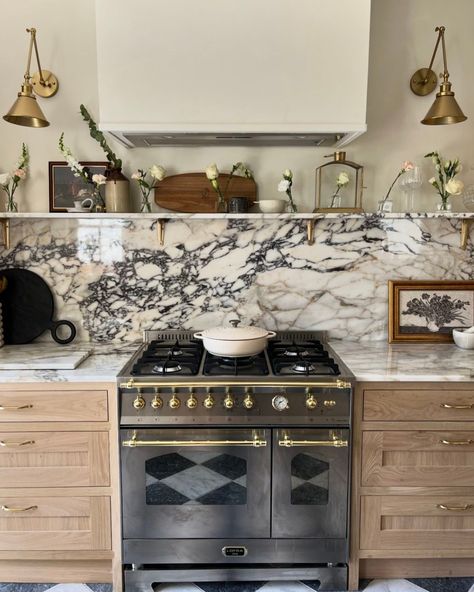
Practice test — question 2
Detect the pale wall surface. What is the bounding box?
[0,0,473,213]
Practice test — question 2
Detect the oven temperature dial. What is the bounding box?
[272,394,289,411]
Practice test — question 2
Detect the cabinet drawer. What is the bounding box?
[0,390,108,422]
[361,495,474,550]
[0,496,110,550]
[362,431,474,487]
[0,432,109,487]
[363,389,474,422]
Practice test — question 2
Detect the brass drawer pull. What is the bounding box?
[0,404,33,411]
[440,403,474,409]
[279,436,348,448]
[440,439,474,446]
[0,440,35,448]
[437,503,473,511]
[1,505,38,513]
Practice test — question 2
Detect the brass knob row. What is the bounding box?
[132,392,255,411]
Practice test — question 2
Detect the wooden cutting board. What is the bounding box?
[154,173,257,213]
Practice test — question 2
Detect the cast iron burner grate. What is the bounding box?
[131,339,203,376]
[269,339,340,376]
[203,351,269,376]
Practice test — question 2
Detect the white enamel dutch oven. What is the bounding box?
[194,321,276,357]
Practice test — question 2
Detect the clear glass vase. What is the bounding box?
[377,199,393,213]
[6,199,18,213]
[140,199,152,213]
[437,199,452,212]
[91,188,107,213]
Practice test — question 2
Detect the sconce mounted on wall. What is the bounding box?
[410,25,467,125]
[3,27,59,128]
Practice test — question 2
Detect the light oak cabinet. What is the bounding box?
[350,382,474,590]
[0,382,121,590]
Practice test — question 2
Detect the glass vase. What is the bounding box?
[436,199,452,212]
[6,198,18,213]
[215,195,227,213]
[377,199,393,213]
[91,188,107,213]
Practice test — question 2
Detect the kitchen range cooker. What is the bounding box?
[118,330,354,591]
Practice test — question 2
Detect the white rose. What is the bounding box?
[149,165,166,181]
[205,164,219,180]
[131,172,141,180]
[278,179,290,192]
[337,171,350,186]
[445,178,464,195]
[283,168,293,180]
[0,173,11,187]
[92,173,107,186]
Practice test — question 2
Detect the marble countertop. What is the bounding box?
[329,340,474,382]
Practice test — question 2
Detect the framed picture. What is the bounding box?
[388,280,474,343]
[48,161,108,212]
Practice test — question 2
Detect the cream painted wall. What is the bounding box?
[0,0,473,213]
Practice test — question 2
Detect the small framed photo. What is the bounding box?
[48,161,108,212]
[388,280,474,343]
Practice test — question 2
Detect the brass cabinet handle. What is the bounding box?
[437,503,473,511]
[440,439,474,446]
[0,404,33,411]
[1,505,38,513]
[440,403,474,409]
[123,432,266,448]
[0,440,35,448]
[279,436,348,448]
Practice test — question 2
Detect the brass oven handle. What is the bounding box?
[122,432,267,448]
[279,436,348,448]
[1,505,38,513]
[121,379,351,390]
[0,440,35,447]
[0,404,33,411]
[440,439,474,446]
[440,403,474,409]
[437,503,473,511]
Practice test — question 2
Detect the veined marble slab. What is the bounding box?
[0,345,91,369]
[330,340,474,382]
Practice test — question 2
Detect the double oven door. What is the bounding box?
[121,427,349,541]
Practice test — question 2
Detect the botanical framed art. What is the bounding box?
[48,161,108,212]
[388,280,474,343]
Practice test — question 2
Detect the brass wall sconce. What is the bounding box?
[4,28,59,128]
[410,26,467,125]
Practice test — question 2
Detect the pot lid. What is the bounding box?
[200,321,271,341]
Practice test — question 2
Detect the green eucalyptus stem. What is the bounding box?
[79,104,122,170]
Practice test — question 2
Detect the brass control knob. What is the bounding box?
[203,394,215,409]
[324,400,336,408]
[186,395,198,409]
[133,394,146,410]
[223,393,235,409]
[169,395,181,409]
[151,395,163,410]
[306,395,318,410]
[243,393,255,410]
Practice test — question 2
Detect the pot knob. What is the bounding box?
[203,394,215,409]
[169,395,181,410]
[151,395,163,410]
[224,392,235,409]
[133,390,146,410]
[186,394,198,410]
[243,391,255,410]
[229,319,240,327]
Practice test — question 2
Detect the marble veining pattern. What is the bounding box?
[1,216,473,343]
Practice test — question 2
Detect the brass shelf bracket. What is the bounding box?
[0,220,10,249]
[156,219,166,246]
[307,219,316,245]
[460,219,473,250]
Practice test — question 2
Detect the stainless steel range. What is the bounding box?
[118,330,353,592]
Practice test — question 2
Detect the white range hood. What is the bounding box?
[95,0,371,148]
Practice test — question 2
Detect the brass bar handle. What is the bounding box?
[440,439,474,446]
[440,402,474,409]
[123,438,267,448]
[279,437,348,448]
[0,440,35,448]
[121,379,351,390]
[0,404,33,411]
[1,504,38,513]
[437,503,473,512]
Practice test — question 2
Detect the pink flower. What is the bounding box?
[131,172,142,180]
[402,161,414,171]
[13,168,26,179]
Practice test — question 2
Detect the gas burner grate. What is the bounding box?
[269,339,340,376]
[132,339,203,376]
[203,351,269,377]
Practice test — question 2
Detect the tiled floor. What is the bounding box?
[1,580,474,592]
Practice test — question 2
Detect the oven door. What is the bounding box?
[121,428,271,539]
[272,428,349,539]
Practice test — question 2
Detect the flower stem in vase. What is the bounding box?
[6,198,18,212]
[140,198,152,213]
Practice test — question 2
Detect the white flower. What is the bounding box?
[428,177,436,185]
[149,165,166,181]
[205,164,219,180]
[455,163,463,174]
[278,179,291,192]
[445,178,464,195]
[0,173,11,187]
[131,172,142,180]
[336,171,350,186]
[443,160,451,171]
[13,168,26,180]
[92,173,107,186]
[283,169,293,180]
[401,161,414,171]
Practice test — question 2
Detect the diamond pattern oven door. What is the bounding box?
[272,428,349,538]
[121,428,271,539]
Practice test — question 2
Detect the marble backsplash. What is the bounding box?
[0,215,473,343]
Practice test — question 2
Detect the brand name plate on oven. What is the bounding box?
[222,546,248,557]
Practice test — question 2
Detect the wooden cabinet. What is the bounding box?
[0,382,121,590]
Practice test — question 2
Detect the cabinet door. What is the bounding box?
[361,495,474,550]
[362,431,474,487]
[0,496,110,550]
[0,432,109,487]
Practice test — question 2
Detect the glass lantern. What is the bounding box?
[314,151,364,213]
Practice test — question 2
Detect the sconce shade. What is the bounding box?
[421,82,467,125]
[3,85,49,128]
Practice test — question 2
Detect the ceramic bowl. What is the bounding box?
[452,329,474,349]
[256,199,287,213]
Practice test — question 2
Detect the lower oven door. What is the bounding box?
[121,428,271,539]
[272,428,349,539]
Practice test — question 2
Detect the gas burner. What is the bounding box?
[152,360,183,374]
[203,351,269,376]
[283,348,309,357]
[292,361,315,373]
[217,356,258,368]
[168,348,183,356]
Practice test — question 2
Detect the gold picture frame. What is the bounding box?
[388,280,474,343]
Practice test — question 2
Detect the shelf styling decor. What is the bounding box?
[132,166,166,212]
[388,279,474,343]
[278,169,297,212]
[314,151,363,213]
[377,161,414,213]
[425,151,463,211]
[205,162,254,213]
[0,144,29,212]
[80,104,130,212]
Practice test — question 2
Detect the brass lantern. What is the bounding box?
[314,151,364,213]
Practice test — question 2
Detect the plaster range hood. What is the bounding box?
[95,0,371,148]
